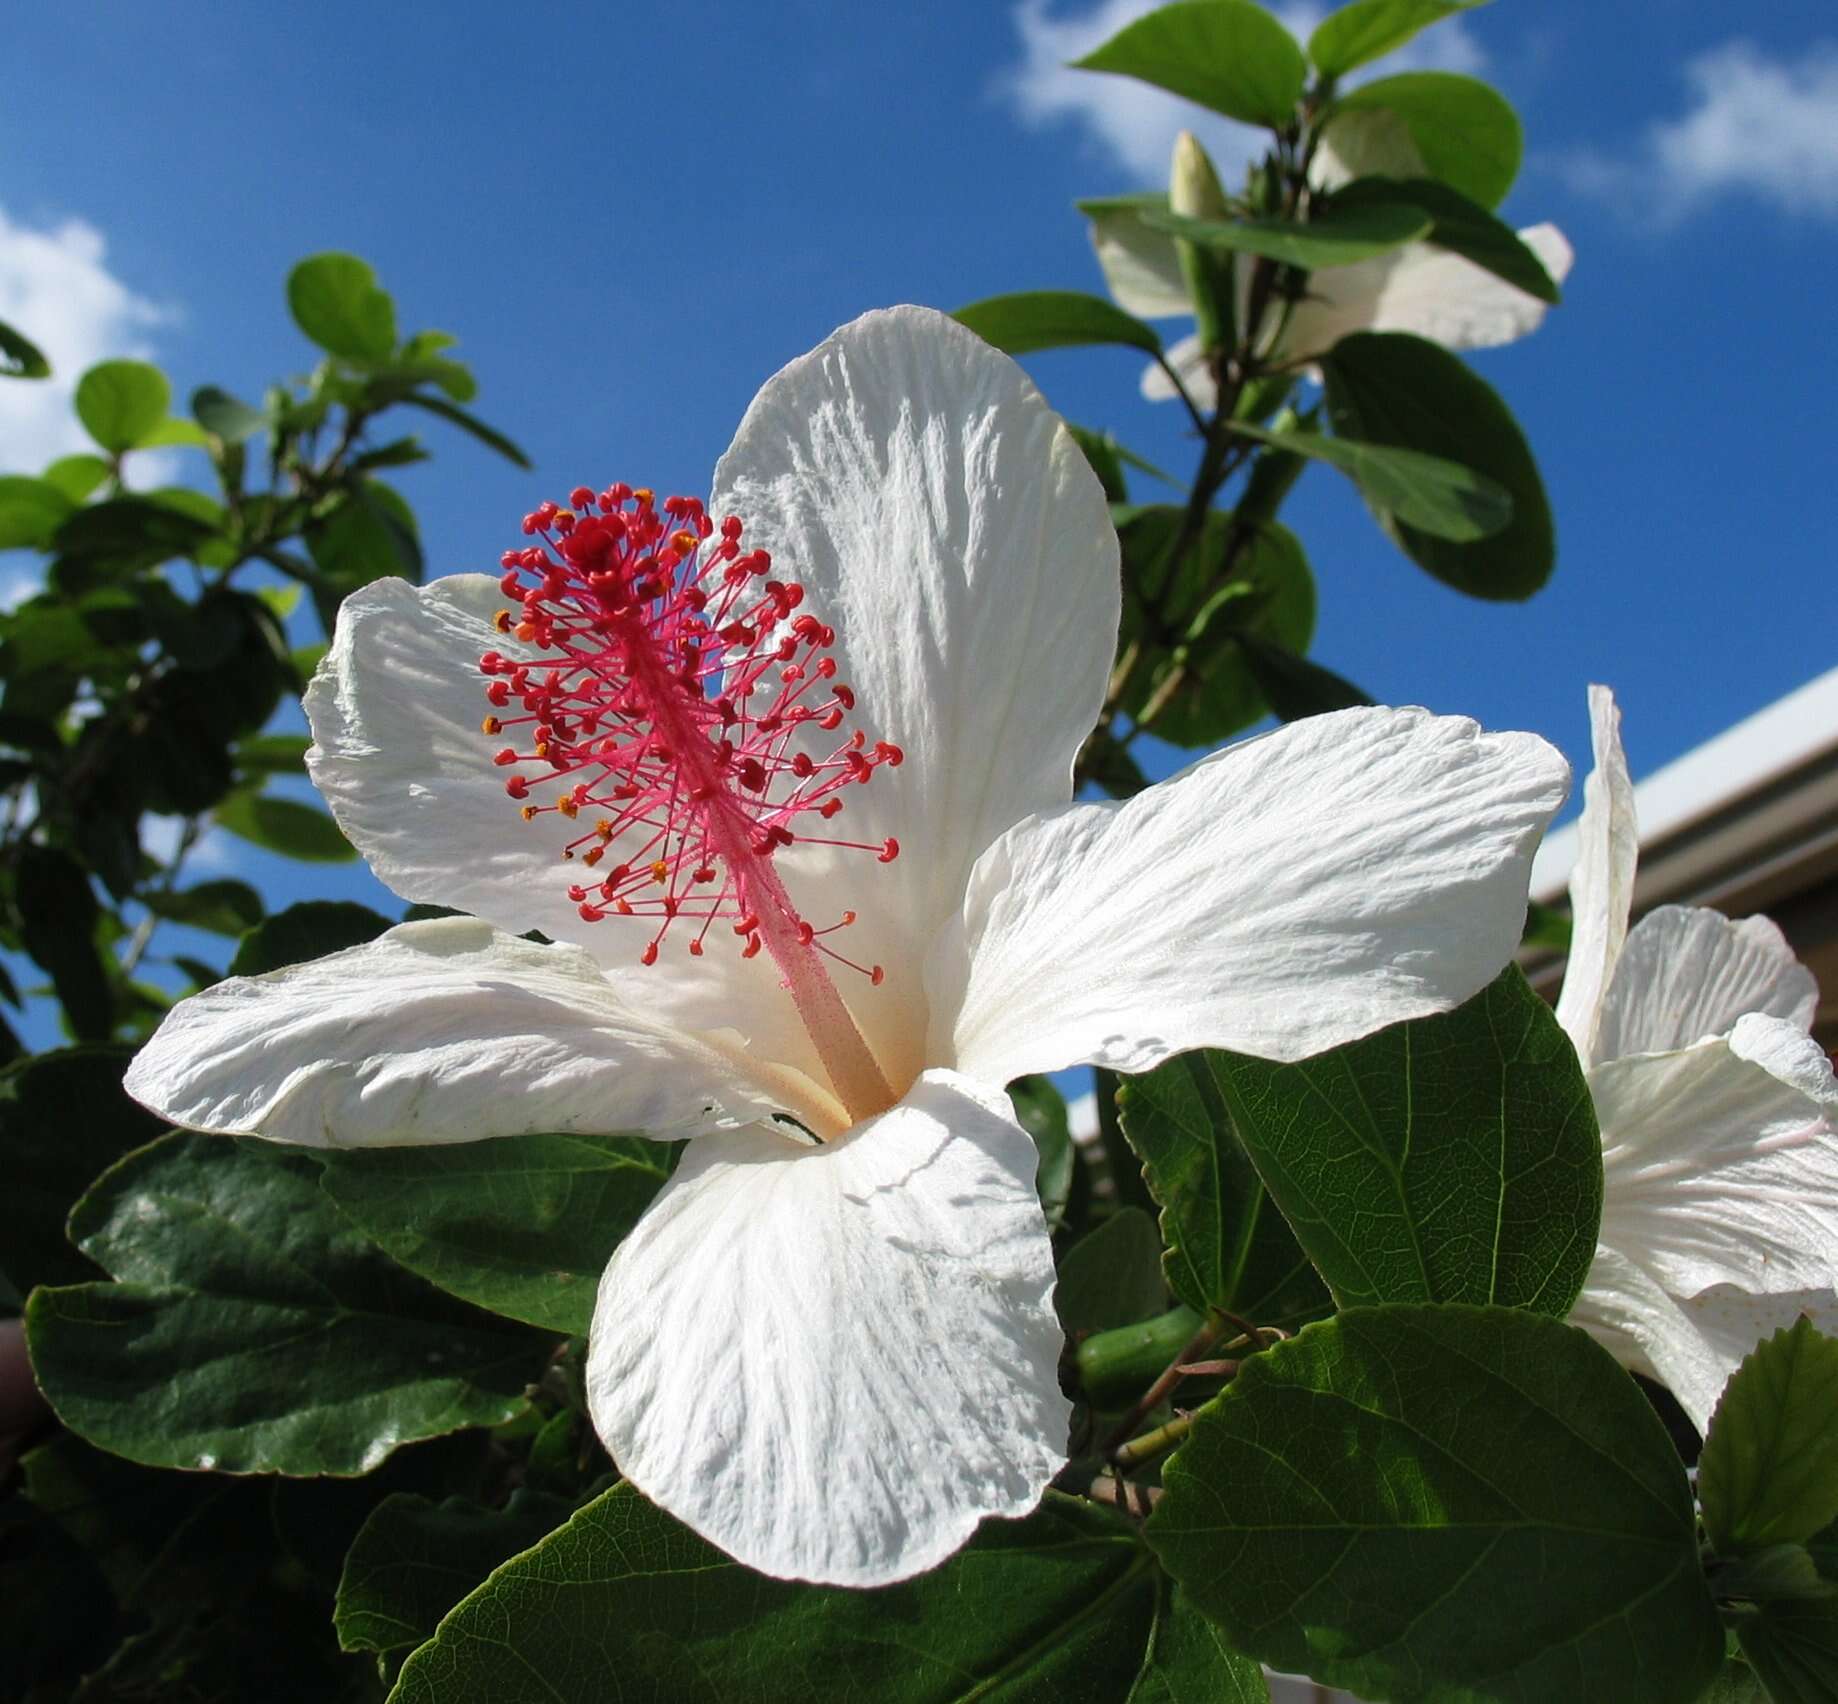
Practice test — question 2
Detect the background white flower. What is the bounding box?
[127,306,1569,1585]
[1558,684,1838,1430]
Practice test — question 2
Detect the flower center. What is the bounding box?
[478,484,900,1127]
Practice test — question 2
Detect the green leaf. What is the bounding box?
[1698,1655,1770,1703]
[1009,1073,1076,1232]
[1701,1318,1838,1557]
[40,452,111,502]
[0,316,51,380]
[1331,71,1522,209]
[74,358,171,452]
[954,289,1163,356]
[1055,1206,1169,1336]
[135,415,213,449]
[0,1046,166,1293]
[1073,0,1308,129]
[0,474,76,550]
[1330,174,1562,300]
[1322,329,1554,598]
[214,790,356,862]
[318,1133,675,1335]
[397,392,533,469]
[15,843,111,1040]
[191,384,269,444]
[226,898,391,976]
[1308,0,1482,76]
[25,1131,544,1475]
[1212,965,1601,1315]
[1739,1595,1838,1704]
[52,493,224,572]
[1114,507,1316,745]
[335,1489,576,1657]
[389,1484,1233,1703]
[1227,419,1511,539]
[1119,1052,1329,1327]
[231,732,311,776]
[1235,634,1375,720]
[1149,1305,1724,1704]
[143,878,266,938]
[287,252,398,362]
[305,479,423,618]
[1143,199,1432,269]
[1069,424,1130,503]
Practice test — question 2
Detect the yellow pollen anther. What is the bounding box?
[649,860,669,884]
[595,820,614,841]
[558,796,580,819]
[481,716,501,735]
[672,529,697,554]
[534,741,549,758]
[521,805,539,822]
[515,620,538,642]
[494,610,513,633]
[633,487,653,505]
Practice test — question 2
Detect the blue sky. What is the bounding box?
[2,0,1836,1012]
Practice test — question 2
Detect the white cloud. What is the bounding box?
[1568,41,1838,222]
[1003,0,1486,185]
[0,205,172,475]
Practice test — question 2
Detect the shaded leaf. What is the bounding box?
[215,790,356,862]
[955,289,1163,356]
[1235,634,1375,719]
[144,878,266,939]
[1055,1206,1169,1336]
[15,843,111,1039]
[226,898,391,976]
[1331,173,1562,300]
[0,316,51,380]
[1143,199,1432,269]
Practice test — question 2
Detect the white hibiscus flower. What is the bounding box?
[126,306,1568,1585]
[1092,118,1573,412]
[1558,684,1838,1431]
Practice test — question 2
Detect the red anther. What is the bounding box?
[579,902,605,921]
[841,911,857,925]
[870,966,885,986]
[846,752,872,782]
[499,550,520,570]
[570,486,596,510]
[521,514,540,535]
[791,752,815,778]
[733,913,760,936]
[480,651,505,674]
[751,549,771,572]
[553,511,576,535]
[506,776,530,799]
[721,515,743,540]
[876,742,904,767]
[494,748,518,766]
[486,681,511,707]
[782,665,804,684]
[879,838,899,862]
[741,934,762,959]
[689,938,704,956]
[819,707,844,730]
[568,884,588,903]
[771,825,794,848]
[615,898,634,916]
[693,865,717,883]
[819,798,844,818]
[736,757,767,791]
[796,921,815,946]
[815,656,837,678]
[641,942,659,966]
[834,685,855,709]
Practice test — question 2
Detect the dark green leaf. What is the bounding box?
[1331,174,1562,300]
[0,1494,117,1698]
[53,492,224,572]
[389,1484,1218,1704]
[1330,71,1522,209]
[306,479,423,621]
[1120,1051,1329,1326]
[1213,965,1601,1315]
[287,252,398,362]
[1322,330,1554,598]
[0,474,76,550]
[1069,424,1130,503]
[318,1132,675,1335]
[26,1131,543,1475]
[1009,1073,1076,1232]
[1055,1206,1169,1336]
[1228,419,1511,539]
[191,384,269,444]
[1235,634,1375,719]
[40,452,111,501]
[1698,1655,1769,1703]
[1521,897,1573,953]
[226,898,391,976]
[0,316,50,380]
[74,358,171,452]
[954,289,1163,356]
[144,878,266,938]
[0,1045,166,1293]
[1308,0,1482,76]
[1143,199,1432,269]
[1149,1305,1724,1704]
[15,843,111,1039]
[1073,0,1308,129]
[397,392,533,469]
[1738,1595,1838,1704]
[335,1490,576,1656]
[1701,1318,1838,1557]
[232,732,311,776]
[215,790,357,862]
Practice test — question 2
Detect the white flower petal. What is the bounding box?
[123,918,824,1148]
[1310,109,1430,191]
[305,574,603,955]
[1597,907,1819,1060]
[1593,1023,1838,1304]
[936,706,1569,1082]
[585,1068,1069,1586]
[1554,684,1638,1066]
[1141,331,1218,411]
[1089,204,1190,319]
[711,306,1119,1084]
[1283,225,1572,361]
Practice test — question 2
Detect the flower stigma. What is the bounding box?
[479,485,901,1128]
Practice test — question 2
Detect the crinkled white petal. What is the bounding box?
[123,918,819,1148]
[1596,906,1819,1060]
[1572,1250,1838,1433]
[711,306,1119,1086]
[1282,225,1573,362]
[1592,1021,1838,1304]
[1089,203,1190,319]
[585,1068,1069,1586]
[934,706,1569,1082]
[1141,332,1217,411]
[1554,684,1637,1066]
